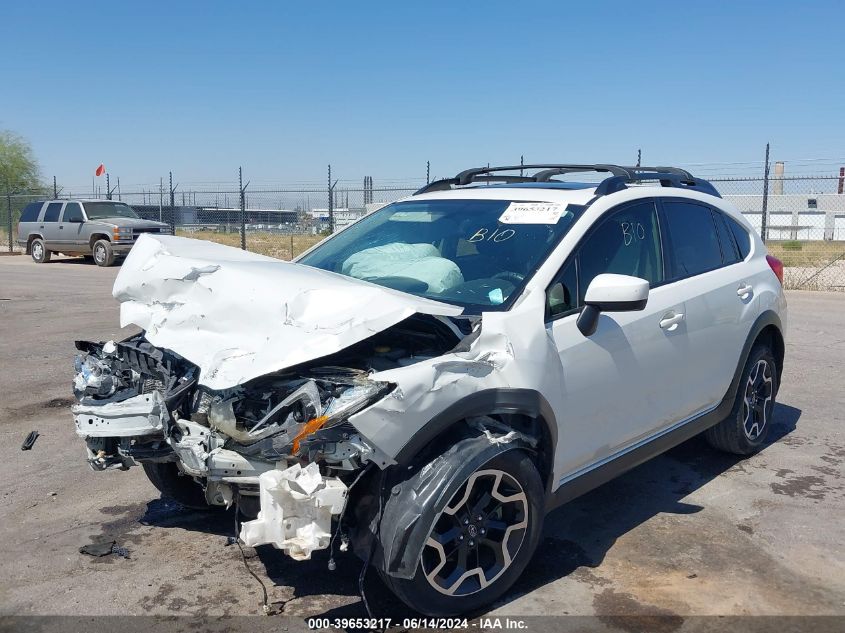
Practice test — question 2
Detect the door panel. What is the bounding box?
[58,202,86,251]
[40,202,64,249]
[548,285,691,477]
[658,200,750,411]
[546,199,694,478]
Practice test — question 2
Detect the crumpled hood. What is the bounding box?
[113,234,463,389]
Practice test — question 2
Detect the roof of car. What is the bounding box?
[42,198,128,203]
[415,163,721,199]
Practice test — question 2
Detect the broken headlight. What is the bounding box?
[292,381,388,453]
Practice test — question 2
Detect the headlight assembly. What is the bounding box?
[291,381,388,453]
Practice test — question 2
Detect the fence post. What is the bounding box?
[6,191,12,253]
[239,166,246,250]
[328,164,334,234]
[426,160,430,184]
[761,142,770,243]
[53,176,57,199]
[169,171,176,234]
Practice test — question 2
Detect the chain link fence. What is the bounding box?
[3,170,845,291]
[713,175,845,291]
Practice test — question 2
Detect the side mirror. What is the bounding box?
[576,274,649,336]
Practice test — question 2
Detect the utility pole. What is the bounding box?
[761,143,771,243]
[53,176,57,199]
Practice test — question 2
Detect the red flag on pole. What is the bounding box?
[95,164,106,176]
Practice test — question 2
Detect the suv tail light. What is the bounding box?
[766,254,784,285]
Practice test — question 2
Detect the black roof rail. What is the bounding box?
[413,163,720,197]
[594,171,721,198]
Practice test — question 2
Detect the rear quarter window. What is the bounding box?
[712,209,741,265]
[725,215,751,259]
[20,202,43,222]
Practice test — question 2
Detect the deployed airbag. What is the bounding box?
[342,242,464,294]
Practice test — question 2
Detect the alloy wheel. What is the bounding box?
[742,359,773,441]
[94,244,106,264]
[421,468,528,596]
[32,242,43,260]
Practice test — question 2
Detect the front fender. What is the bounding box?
[377,432,530,580]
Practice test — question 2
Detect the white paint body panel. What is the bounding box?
[114,234,462,390]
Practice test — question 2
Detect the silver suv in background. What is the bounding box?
[17,199,170,266]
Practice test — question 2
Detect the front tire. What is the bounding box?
[383,450,544,616]
[705,343,778,455]
[30,238,51,263]
[142,462,212,510]
[92,239,116,267]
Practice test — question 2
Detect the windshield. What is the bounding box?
[298,198,585,312]
[83,201,140,219]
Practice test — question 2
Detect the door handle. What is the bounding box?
[659,312,685,331]
[737,283,754,300]
[59,225,63,230]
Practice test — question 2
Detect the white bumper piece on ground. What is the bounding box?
[239,462,347,560]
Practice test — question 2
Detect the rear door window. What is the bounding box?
[62,202,84,222]
[20,202,44,222]
[660,200,723,279]
[43,202,63,222]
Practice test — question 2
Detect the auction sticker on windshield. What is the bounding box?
[499,201,566,224]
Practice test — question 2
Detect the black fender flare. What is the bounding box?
[393,388,558,492]
[728,310,784,402]
[379,433,531,580]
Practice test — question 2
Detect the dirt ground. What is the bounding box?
[0,254,843,627]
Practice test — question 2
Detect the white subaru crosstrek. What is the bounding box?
[71,164,786,615]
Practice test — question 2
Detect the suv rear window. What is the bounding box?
[43,202,63,222]
[20,202,43,222]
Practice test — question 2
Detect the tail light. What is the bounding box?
[766,254,784,285]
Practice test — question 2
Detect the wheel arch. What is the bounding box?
[89,233,111,249]
[393,388,558,496]
[729,311,784,401]
[26,234,43,254]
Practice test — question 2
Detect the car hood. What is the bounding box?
[113,234,463,389]
[94,217,169,228]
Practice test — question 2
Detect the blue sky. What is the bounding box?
[1,1,843,189]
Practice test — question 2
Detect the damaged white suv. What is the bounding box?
[72,164,787,615]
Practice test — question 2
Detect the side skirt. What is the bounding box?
[546,394,733,511]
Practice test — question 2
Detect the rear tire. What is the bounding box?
[705,343,778,455]
[92,239,116,267]
[142,462,212,510]
[382,450,544,616]
[30,238,51,263]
